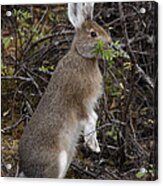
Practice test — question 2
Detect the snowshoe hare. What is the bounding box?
[19,3,112,178]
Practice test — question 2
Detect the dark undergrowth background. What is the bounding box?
[1,2,158,180]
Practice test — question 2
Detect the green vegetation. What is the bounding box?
[94,40,129,66]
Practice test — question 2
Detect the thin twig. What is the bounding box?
[1,76,32,82]
[136,64,154,88]
[71,162,97,178]
[2,116,25,133]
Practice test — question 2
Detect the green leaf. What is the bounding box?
[13,9,17,17]
[123,62,132,70]
[3,37,11,49]
[1,63,6,70]
[136,171,146,178]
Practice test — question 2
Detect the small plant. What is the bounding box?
[148,164,156,178]
[13,9,32,20]
[136,168,147,179]
[39,65,54,73]
[106,126,118,141]
[2,37,12,49]
[94,40,129,66]
[94,39,131,98]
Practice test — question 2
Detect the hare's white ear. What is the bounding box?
[83,3,94,20]
[68,3,94,29]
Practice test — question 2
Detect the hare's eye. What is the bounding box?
[91,31,97,38]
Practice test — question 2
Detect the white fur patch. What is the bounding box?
[58,150,68,178]
[83,111,100,153]
[68,3,94,29]
[19,171,26,177]
[68,3,84,29]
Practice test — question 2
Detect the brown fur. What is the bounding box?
[18,20,111,178]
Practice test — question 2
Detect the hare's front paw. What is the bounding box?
[83,111,100,153]
[85,135,100,153]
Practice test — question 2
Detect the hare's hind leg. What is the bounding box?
[84,111,100,153]
[58,150,68,178]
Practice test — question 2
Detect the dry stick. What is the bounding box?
[23,7,49,56]
[136,64,154,88]
[129,4,147,28]
[71,162,97,178]
[18,90,41,97]
[15,162,20,177]
[132,137,150,157]
[29,30,74,50]
[26,71,42,96]
[104,168,121,180]
[107,68,120,86]
[119,3,153,162]
[118,3,138,169]
[19,91,34,116]
[22,66,42,96]
[84,120,125,147]
[121,168,139,176]
[14,14,18,69]
[109,12,137,26]
[1,116,25,133]
[17,19,24,61]
[1,76,32,82]
[84,119,125,137]
[84,118,125,137]
[132,50,149,55]
[24,39,68,64]
[129,109,136,139]
[126,110,148,159]
[24,66,48,84]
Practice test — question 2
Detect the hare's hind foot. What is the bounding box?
[58,150,68,178]
[84,111,100,153]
